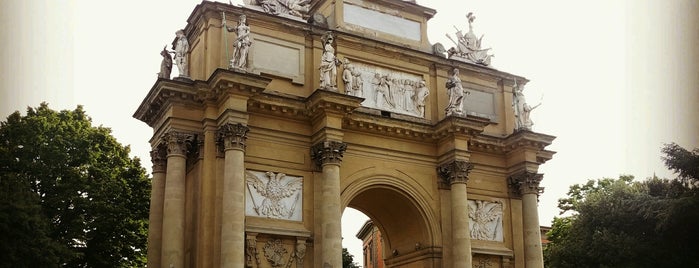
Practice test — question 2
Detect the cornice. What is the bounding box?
[248,91,309,121]
[305,89,364,120]
[504,129,556,152]
[433,115,491,140]
[343,109,434,141]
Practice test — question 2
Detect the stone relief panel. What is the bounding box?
[472,254,501,268]
[245,170,303,221]
[347,61,427,118]
[468,200,504,242]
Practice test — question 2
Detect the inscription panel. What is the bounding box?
[343,3,421,41]
[463,89,496,121]
[250,35,305,84]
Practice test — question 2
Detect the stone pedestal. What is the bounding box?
[218,123,250,268]
[311,141,347,268]
[438,160,474,268]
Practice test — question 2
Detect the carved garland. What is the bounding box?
[509,171,544,196]
[437,160,474,189]
[310,141,347,169]
[217,123,250,152]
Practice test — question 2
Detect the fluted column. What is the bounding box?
[147,146,167,268]
[438,160,474,268]
[510,172,545,268]
[218,123,249,268]
[161,131,194,268]
[311,141,347,268]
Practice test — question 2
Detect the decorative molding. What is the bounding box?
[310,141,347,169]
[263,239,288,267]
[246,233,260,268]
[245,170,303,221]
[437,160,473,188]
[509,171,544,196]
[217,123,250,152]
[150,144,168,173]
[468,200,503,241]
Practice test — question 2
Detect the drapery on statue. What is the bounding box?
[173,29,190,78]
[225,14,252,70]
[319,32,340,91]
[512,79,541,130]
[446,12,494,66]
[244,0,310,18]
[158,45,172,79]
[445,68,468,116]
[413,80,430,117]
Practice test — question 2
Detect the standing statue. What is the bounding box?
[342,58,355,96]
[445,68,467,116]
[319,32,340,90]
[225,14,252,71]
[512,80,541,130]
[446,12,494,66]
[413,80,430,117]
[372,73,395,108]
[158,45,172,79]
[352,69,363,97]
[173,29,190,78]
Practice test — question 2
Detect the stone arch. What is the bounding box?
[341,167,442,266]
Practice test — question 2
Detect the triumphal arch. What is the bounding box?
[134,1,555,267]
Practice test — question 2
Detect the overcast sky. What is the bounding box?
[2,0,697,264]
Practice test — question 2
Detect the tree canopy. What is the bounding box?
[544,143,699,267]
[342,247,360,268]
[0,103,150,267]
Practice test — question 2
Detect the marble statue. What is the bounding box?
[468,200,504,241]
[225,14,252,71]
[342,58,355,96]
[445,68,467,116]
[446,12,494,66]
[512,80,541,130]
[158,45,172,79]
[319,32,340,91]
[414,80,430,117]
[173,29,190,78]
[246,171,303,219]
[245,0,310,18]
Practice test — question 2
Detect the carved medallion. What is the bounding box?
[263,239,288,267]
[245,171,303,221]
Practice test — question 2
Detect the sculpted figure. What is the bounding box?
[372,73,395,108]
[225,15,252,70]
[173,29,189,77]
[247,0,310,18]
[512,80,541,130]
[319,32,340,90]
[158,45,172,79]
[352,69,363,97]
[414,80,430,117]
[342,58,355,96]
[445,68,467,116]
[446,12,494,66]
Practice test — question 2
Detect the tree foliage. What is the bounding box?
[0,103,150,267]
[342,247,360,268]
[544,144,699,267]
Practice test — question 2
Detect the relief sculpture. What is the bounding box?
[245,171,303,220]
[468,200,503,241]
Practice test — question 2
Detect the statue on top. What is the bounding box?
[158,45,172,79]
[319,32,340,91]
[512,79,541,131]
[173,29,190,78]
[224,14,252,71]
[244,0,310,18]
[446,12,494,66]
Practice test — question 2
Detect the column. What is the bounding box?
[311,141,347,268]
[161,131,193,268]
[147,146,167,268]
[218,123,249,268]
[511,172,545,268]
[438,160,474,268]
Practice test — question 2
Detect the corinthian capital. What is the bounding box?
[162,131,197,157]
[150,144,167,173]
[509,171,544,196]
[217,123,249,151]
[311,141,347,168]
[437,160,474,188]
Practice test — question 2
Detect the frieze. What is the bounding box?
[245,171,303,221]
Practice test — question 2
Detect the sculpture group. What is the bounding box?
[446,12,494,66]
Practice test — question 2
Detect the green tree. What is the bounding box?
[544,144,699,267]
[342,247,360,268]
[0,103,150,267]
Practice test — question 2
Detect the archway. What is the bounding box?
[342,176,442,268]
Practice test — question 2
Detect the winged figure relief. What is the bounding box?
[468,200,503,241]
[246,171,303,219]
